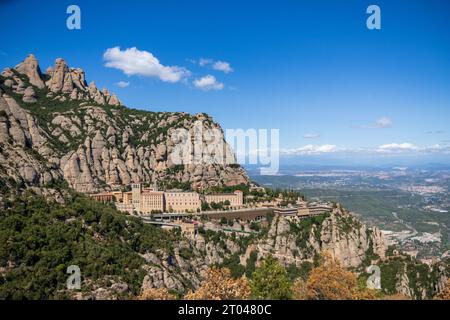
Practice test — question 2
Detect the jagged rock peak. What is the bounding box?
[46,66,53,76]
[14,54,45,89]
[46,58,70,93]
[108,94,121,106]
[7,54,122,106]
[89,81,97,93]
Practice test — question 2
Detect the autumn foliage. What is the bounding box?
[138,287,176,300]
[435,279,450,300]
[291,252,381,300]
[383,293,411,300]
[301,253,360,300]
[291,278,309,300]
[137,253,429,301]
[184,267,251,300]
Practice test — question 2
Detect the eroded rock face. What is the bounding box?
[23,86,37,103]
[108,94,120,106]
[9,55,120,106]
[15,54,45,89]
[134,211,389,296]
[46,58,70,93]
[320,213,387,267]
[0,93,64,201]
[0,55,249,194]
[52,108,248,192]
[253,208,388,269]
[70,68,87,91]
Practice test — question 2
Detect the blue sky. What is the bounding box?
[1,0,450,165]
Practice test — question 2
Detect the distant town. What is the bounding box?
[250,165,450,263]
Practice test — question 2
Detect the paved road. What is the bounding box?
[151,207,272,220]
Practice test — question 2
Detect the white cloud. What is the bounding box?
[377,143,418,153]
[375,143,450,154]
[213,61,233,73]
[115,81,130,88]
[422,144,450,154]
[375,117,393,128]
[356,117,393,129]
[103,47,190,83]
[280,142,450,157]
[303,133,320,139]
[281,144,338,155]
[197,58,234,73]
[199,58,213,67]
[193,75,224,91]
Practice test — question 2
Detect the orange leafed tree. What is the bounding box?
[302,252,360,300]
[185,267,251,300]
[383,293,411,300]
[292,278,309,300]
[435,279,450,300]
[138,287,175,300]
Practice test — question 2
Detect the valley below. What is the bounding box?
[250,165,450,263]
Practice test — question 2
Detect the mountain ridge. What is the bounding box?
[0,55,248,198]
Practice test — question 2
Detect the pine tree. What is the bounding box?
[250,255,292,300]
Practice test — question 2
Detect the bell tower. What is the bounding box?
[131,183,142,212]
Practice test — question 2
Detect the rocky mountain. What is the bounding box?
[0,193,399,299]
[73,202,447,299]
[253,204,387,268]
[1,192,446,300]
[0,55,248,198]
[139,208,448,300]
[141,205,389,293]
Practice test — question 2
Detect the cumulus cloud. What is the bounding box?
[115,81,130,88]
[355,117,393,129]
[303,133,320,139]
[281,144,338,155]
[213,61,233,73]
[193,75,224,91]
[103,47,190,83]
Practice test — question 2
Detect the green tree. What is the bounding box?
[0,193,180,299]
[250,255,292,299]
[201,202,210,211]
